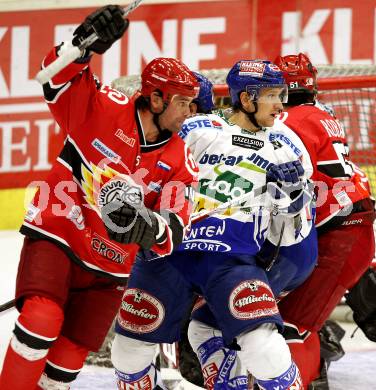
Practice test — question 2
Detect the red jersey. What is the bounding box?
[20,47,198,280]
[280,104,370,226]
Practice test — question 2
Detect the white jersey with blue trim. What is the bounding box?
[179,110,314,254]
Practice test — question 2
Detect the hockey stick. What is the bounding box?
[0,184,292,312]
[35,0,144,85]
[0,298,16,314]
[191,178,313,224]
[0,185,265,313]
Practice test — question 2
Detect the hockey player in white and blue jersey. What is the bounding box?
[183,61,318,390]
[110,61,317,390]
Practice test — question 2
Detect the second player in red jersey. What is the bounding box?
[274,53,375,389]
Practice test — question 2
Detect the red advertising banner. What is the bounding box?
[0,0,375,189]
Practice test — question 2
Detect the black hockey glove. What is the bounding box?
[345,268,376,342]
[318,320,345,363]
[72,5,129,54]
[102,202,166,250]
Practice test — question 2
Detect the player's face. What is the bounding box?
[254,88,284,127]
[159,95,193,132]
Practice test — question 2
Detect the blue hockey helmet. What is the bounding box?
[192,72,215,113]
[226,60,288,106]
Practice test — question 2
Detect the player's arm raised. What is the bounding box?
[42,5,129,133]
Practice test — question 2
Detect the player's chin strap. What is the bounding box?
[239,103,261,130]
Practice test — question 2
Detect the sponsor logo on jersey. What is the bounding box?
[271,140,283,150]
[342,218,363,226]
[183,221,231,251]
[198,158,260,204]
[229,280,278,320]
[269,132,302,156]
[268,64,282,72]
[117,289,165,333]
[179,117,223,139]
[239,61,266,77]
[184,221,226,240]
[211,120,223,129]
[232,135,264,150]
[24,204,40,223]
[148,181,162,193]
[98,179,143,208]
[115,128,136,147]
[156,160,171,171]
[199,152,274,170]
[278,111,288,122]
[182,240,232,252]
[91,138,120,163]
[334,190,352,208]
[200,176,252,203]
[199,152,242,166]
[66,205,85,230]
[184,144,199,178]
[91,232,128,264]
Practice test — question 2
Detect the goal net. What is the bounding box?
[208,65,376,196]
[112,64,376,195]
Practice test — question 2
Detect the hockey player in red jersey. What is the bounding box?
[274,53,376,389]
[0,5,199,390]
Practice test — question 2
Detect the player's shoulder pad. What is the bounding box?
[268,118,304,158]
[179,113,225,140]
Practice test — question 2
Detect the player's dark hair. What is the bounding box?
[232,100,242,111]
[285,91,315,107]
[135,95,149,110]
[136,89,164,110]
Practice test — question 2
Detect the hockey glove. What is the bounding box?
[319,320,345,363]
[72,5,129,54]
[267,181,313,217]
[266,160,304,184]
[345,268,376,342]
[102,202,167,250]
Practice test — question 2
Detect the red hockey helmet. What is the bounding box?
[141,58,199,100]
[274,53,318,94]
